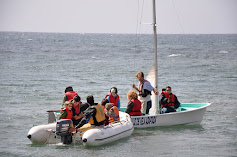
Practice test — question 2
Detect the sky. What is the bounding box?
[0,0,237,34]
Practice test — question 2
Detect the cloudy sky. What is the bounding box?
[0,0,236,34]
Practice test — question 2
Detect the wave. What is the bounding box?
[168,54,182,57]
[219,51,228,54]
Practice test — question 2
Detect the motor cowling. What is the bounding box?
[56,119,73,144]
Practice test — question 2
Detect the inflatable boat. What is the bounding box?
[27,111,133,146]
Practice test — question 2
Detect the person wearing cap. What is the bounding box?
[105,103,120,123]
[105,87,121,110]
[71,95,84,126]
[75,95,105,129]
[62,86,78,108]
[132,71,159,114]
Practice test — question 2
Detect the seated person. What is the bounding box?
[75,95,105,129]
[125,90,142,116]
[101,98,110,125]
[160,86,180,114]
[105,103,120,123]
[71,95,84,126]
[59,101,73,120]
[105,87,121,110]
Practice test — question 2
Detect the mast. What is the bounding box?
[152,0,159,114]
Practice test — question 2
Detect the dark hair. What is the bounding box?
[101,98,109,106]
[73,95,81,102]
[162,88,166,91]
[166,86,171,90]
[110,87,118,94]
[87,95,94,105]
[65,86,73,93]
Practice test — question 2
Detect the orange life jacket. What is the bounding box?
[161,91,175,108]
[129,99,142,116]
[65,91,78,101]
[108,106,120,123]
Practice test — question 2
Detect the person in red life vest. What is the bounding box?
[132,71,158,114]
[75,95,105,129]
[71,95,84,126]
[105,87,121,110]
[101,98,110,125]
[105,103,120,123]
[160,86,180,114]
[62,86,78,108]
[125,90,142,116]
[59,101,73,120]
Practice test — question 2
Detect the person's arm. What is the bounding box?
[160,94,168,105]
[174,95,180,108]
[125,101,134,114]
[75,107,96,129]
[117,98,121,110]
[132,84,139,91]
[106,96,110,102]
[62,95,68,104]
[58,110,67,120]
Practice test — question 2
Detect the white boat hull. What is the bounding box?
[82,111,133,146]
[27,111,133,146]
[131,103,211,128]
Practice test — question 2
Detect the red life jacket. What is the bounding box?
[72,104,80,115]
[138,80,148,95]
[61,108,73,119]
[108,106,120,123]
[105,93,119,107]
[129,99,142,116]
[65,91,78,101]
[161,91,175,108]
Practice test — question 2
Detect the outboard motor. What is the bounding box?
[56,119,73,144]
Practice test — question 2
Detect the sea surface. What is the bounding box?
[0,32,236,157]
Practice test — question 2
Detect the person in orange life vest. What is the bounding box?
[101,98,110,125]
[105,103,120,123]
[160,86,180,114]
[59,101,73,120]
[62,86,78,108]
[75,95,105,129]
[125,90,142,116]
[105,87,121,110]
[132,71,158,114]
[71,95,84,126]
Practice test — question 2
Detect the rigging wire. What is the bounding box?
[171,0,185,34]
[134,0,145,74]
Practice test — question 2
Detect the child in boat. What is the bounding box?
[105,103,120,123]
[125,90,142,116]
[101,98,110,125]
[59,101,73,120]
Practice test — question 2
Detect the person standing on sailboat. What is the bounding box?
[132,71,158,114]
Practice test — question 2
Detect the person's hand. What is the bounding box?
[167,99,170,103]
[132,84,136,89]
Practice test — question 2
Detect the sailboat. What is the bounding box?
[120,0,211,128]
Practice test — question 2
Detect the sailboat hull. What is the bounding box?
[122,103,211,128]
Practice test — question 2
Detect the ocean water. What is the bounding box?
[0,32,236,157]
